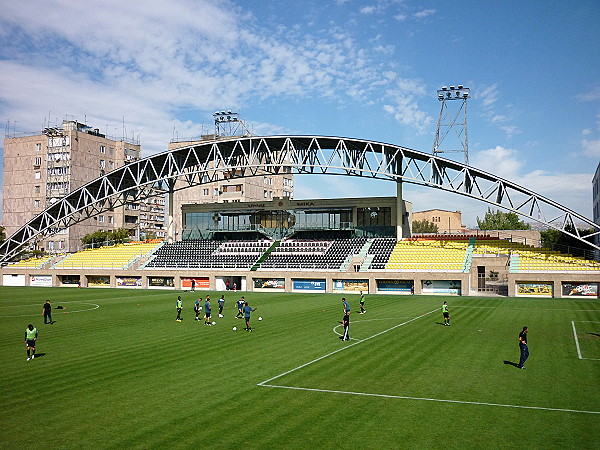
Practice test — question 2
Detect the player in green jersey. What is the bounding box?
[176,296,183,322]
[442,301,450,326]
[25,324,38,361]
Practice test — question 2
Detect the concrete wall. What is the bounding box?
[2,265,597,298]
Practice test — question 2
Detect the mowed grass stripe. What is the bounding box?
[1,287,599,449]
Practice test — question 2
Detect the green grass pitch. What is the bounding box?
[0,286,599,449]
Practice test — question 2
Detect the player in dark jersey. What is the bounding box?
[518,326,529,369]
[42,300,54,324]
[236,297,245,319]
[194,298,202,321]
[339,312,350,341]
[218,295,225,318]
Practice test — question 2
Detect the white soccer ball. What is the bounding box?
[212,321,216,325]
[258,316,263,321]
[232,326,237,331]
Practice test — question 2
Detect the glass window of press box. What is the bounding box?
[184,209,351,237]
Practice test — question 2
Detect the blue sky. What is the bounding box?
[1,0,599,228]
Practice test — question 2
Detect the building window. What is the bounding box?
[35,185,40,194]
[34,157,42,166]
[100,160,106,169]
[100,145,106,154]
[108,216,114,224]
[214,188,219,196]
[34,199,40,208]
[203,188,209,196]
[36,143,41,151]
[99,215,105,223]
[109,161,114,169]
[34,171,41,180]
[433,216,441,223]
[264,190,268,199]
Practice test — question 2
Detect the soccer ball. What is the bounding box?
[212,321,216,325]
[258,316,263,321]
[232,327,237,331]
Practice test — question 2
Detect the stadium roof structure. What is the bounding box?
[1,135,599,261]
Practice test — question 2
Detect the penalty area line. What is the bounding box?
[258,308,438,387]
[258,384,600,415]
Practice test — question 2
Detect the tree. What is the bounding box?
[476,208,531,230]
[412,219,439,234]
[81,228,131,247]
[541,225,596,257]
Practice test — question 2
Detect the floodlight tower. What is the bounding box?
[213,110,251,138]
[432,85,471,165]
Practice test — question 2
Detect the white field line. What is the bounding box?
[332,316,418,340]
[0,301,100,318]
[258,384,600,415]
[452,306,600,312]
[572,320,600,361]
[572,321,583,360]
[258,309,600,415]
[258,308,439,387]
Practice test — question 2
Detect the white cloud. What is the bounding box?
[491,114,508,123]
[383,79,432,133]
[471,146,524,181]
[0,0,434,154]
[478,83,500,108]
[394,14,408,21]
[414,9,436,19]
[360,6,377,14]
[576,84,600,102]
[582,129,591,135]
[581,139,600,157]
[500,125,522,138]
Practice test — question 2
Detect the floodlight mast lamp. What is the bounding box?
[432,85,471,165]
[213,110,251,138]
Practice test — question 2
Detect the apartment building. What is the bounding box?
[2,120,165,253]
[411,209,465,233]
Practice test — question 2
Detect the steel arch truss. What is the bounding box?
[1,135,599,261]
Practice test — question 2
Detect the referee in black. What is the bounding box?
[518,326,529,369]
[339,311,350,341]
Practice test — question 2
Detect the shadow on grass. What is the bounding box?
[32,353,47,359]
[588,332,600,338]
[503,360,520,368]
[435,322,446,326]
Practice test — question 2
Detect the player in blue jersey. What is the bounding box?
[342,297,350,314]
[243,302,257,331]
[204,295,212,325]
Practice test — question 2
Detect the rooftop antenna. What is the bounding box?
[432,85,471,165]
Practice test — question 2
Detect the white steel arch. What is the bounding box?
[1,135,599,261]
